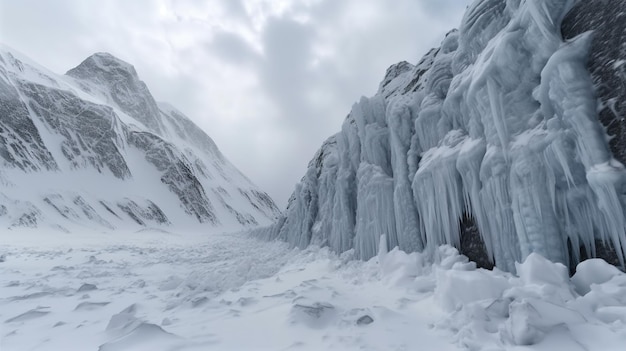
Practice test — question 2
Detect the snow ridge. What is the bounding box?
[256,0,626,271]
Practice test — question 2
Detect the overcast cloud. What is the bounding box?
[0,0,471,208]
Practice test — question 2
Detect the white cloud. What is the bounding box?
[0,0,472,207]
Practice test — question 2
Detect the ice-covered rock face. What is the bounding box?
[256,0,626,272]
[0,47,280,232]
[562,1,626,168]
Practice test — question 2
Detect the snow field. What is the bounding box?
[1,230,626,350]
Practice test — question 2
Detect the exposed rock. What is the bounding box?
[459,214,494,270]
[77,283,98,292]
[0,53,57,172]
[356,315,374,325]
[562,1,626,165]
[21,81,131,178]
[128,131,215,224]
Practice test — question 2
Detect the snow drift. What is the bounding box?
[256,0,626,272]
[0,47,280,232]
[3,229,626,350]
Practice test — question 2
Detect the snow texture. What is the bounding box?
[2,229,625,350]
[0,46,280,232]
[255,0,626,271]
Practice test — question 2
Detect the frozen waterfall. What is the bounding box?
[254,0,626,272]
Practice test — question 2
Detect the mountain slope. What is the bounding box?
[0,47,280,232]
[256,0,626,271]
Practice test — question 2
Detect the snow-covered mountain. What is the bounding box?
[0,46,280,232]
[256,0,626,272]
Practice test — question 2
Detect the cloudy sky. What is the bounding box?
[0,0,471,208]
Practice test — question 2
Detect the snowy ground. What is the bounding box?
[1,230,626,351]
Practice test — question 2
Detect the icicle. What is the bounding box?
[268,0,626,272]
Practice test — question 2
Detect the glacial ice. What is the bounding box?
[256,0,626,271]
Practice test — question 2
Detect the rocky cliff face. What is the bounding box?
[256,0,626,271]
[0,47,280,232]
[66,52,166,135]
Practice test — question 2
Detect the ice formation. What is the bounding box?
[256,0,626,271]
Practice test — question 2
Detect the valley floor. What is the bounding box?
[1,229,625,351]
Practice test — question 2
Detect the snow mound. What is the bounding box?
[290,301,337,329]
[435,268,509,312]
[99,323,182,351]
[572,259,623,295]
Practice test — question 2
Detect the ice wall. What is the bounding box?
[256,0,626,271]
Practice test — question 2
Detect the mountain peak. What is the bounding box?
[67,52,138,79]
[378,60,415,98]
[0,46,280,232]
[66,52,164,134]
[380,61,413,86]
